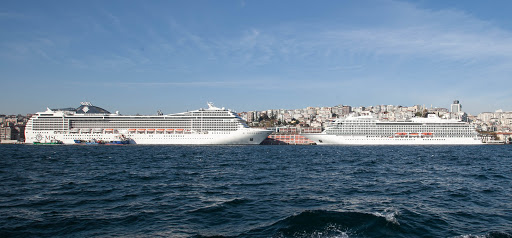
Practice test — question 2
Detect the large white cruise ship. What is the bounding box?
[25,102,272,145]
[303,114,482,145]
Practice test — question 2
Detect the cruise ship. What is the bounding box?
[303,114,482,145]
[25,102,273,145]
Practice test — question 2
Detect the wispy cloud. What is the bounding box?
[0,12,26,19]
[117,81,254,87]
[322,26,512,63]
[327,65,364,71]
[203,1,512,69]
[0,37,62,63]
[3,1,512,90]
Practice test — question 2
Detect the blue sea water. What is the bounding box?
[0,144,511,237]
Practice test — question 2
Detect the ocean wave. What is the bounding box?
[240,209,402,237]
[189,198,251,214]
[451,231,512,238]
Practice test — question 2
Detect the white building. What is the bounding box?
[451,100,462,113]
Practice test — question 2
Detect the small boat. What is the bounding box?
[34,140,63,145]
[105,140,129,145]
[81,128,91,133]
[104,135,129,145]
[92,128,103,133]
[85,139,104,145]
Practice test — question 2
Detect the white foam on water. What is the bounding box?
[373,208,400,225]
[451,235,486,238]
[286,223,351,238]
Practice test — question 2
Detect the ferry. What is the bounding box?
[25,102,272,145]
[303,113,483,145]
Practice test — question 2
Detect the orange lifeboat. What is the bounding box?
[421,132,433,136]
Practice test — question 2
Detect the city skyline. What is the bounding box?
[1,99,509,117]
[1,0,512,115]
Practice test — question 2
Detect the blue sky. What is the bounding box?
[1,0,512,115]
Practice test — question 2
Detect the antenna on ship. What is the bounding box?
[157,110,163,116]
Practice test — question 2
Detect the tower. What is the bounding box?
[451,100,462,113]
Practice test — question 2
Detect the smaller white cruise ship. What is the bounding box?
[303,114,482,145]
[25,102,272,145]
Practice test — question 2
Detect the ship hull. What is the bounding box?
[304,134,483,145]
[25,128,272,145]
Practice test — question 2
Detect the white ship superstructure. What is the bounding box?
[25,102,272,145]
[304,114,482,145]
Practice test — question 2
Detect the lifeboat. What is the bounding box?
[137,129,146,133]
[157,129,165,131]
[147,129,155,133]
[93,128,103,133]
[105,129,114,133]
[395,132,407,136]
[421,132,433,136]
